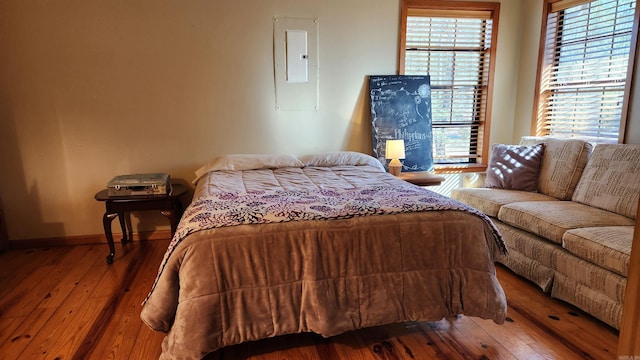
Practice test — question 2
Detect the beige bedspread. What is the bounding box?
[141,165,507,360]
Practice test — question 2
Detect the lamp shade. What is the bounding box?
[385,139,406,159]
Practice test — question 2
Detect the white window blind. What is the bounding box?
[404,9,495,165]
[536,0,637,143]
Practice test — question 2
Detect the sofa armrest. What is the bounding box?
[461,172,486,188]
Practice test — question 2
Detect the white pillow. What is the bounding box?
[193,154,304,183]
[299,151,385,171]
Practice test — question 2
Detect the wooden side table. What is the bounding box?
[396,171,445,186]
[95,183,188,264]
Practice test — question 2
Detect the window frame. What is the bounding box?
[531,0,640,143]
[399,0,501,173]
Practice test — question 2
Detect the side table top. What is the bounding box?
[396,171,445,186]
[95,183,189,202]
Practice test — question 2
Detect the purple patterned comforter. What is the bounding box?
[141,165,508,359]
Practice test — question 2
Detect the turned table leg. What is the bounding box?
[118,211,129,244]
[160,210,179,237]
[102,212,118,264]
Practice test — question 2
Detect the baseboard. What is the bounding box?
[8,230,173,249]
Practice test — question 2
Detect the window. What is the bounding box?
[534,0,638,143]
[400,0,500,171]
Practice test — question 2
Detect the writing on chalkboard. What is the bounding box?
[369,75,434,172]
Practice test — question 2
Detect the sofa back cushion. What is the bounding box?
[571,144,640,219]
[519,137,592,200]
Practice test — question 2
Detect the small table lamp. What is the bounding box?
[385,139,405,176]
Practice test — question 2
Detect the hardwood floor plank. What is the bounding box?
[67,242,155,360]
[0,317,23,349]
[417,319,491,360]
[129,241,170,360]
[496,266,618,360]
[89,240,168,360]
[356,322,440,360]
[444,315,519,360]
[0,245,104,358]
[466,268,585,360]
[469,311,578,359]
[0,244,96,350]
[130,325,164,360]
[0,247,73,316]
[361,322,445,359]
[388,322,444,359]
[15,243,138,359]
[0,242,619,360]
[316,331,358,360]
[0,247,64,283]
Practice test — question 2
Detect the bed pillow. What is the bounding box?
[193,154,304,183]
[299,151,385,171]
[484,143,545,192]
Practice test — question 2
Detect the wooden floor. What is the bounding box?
[0,239,619,359]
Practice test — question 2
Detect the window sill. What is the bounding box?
[433,164,487,174]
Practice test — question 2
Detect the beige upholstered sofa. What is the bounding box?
[451,137,640,329]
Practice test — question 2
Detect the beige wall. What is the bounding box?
[626,41,640,143]
[0,0,637,241]
[513,0,544,143]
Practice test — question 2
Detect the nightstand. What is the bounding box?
[396,171,445,186]
[95,183,188,264]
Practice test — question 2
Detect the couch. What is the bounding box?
[451,137,640,329]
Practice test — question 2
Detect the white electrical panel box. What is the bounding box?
[285,30,308,83]
[274,17,319,110]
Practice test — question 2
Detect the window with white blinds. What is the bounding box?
[535,0,638,143]
[400,2,499,167]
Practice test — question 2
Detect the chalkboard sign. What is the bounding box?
[369,75,434,172]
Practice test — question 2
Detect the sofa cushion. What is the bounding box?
[497,201,635,244]
[519,137,592,200]
[484,143,545,191]
[572,144,640,219]
[450,188,557,217]
[562,226,633,277]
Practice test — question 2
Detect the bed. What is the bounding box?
[140,152,507,360]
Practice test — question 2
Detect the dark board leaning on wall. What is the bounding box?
[369,75,434,172]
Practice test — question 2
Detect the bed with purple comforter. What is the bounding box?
[140,152,507,360]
